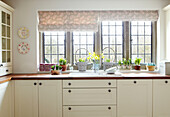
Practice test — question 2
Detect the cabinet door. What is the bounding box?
[0,82,12,117]
[63,106,116,117]
[15,80,38,117]
[63,88,116,105]
[117,80,152,117]
[153,79,170,117]
[39,80,62,117]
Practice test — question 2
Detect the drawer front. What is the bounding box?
[0,67,12,76]
[63,88,116,105]
[63,106,116,117]
[63,80,116,88]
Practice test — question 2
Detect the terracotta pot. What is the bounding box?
[147,66,155,71]
[60,65,67,71]
[134,65,141,70]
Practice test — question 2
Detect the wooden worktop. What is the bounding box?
[0,73,170,84]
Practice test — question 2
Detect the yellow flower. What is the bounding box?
[89,52,91,55]
[87,56,90,60]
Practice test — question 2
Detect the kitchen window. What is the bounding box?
[42,31,66,63]
[72,31,95,64]
[101,21,124,62]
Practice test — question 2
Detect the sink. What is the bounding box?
[69,72,103,76]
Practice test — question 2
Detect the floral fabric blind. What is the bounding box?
[38,10,158,32]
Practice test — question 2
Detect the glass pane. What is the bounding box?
[102,26,108,35]
[132,45,137,54]
[74,45,79,54]
[131,26,137,35]
[52,36,57,44]
[132,55,137,62]
[87,36,93,44]
[73,36,79,44]
[110,36,115,44]
[2,51,6,63]
[145,45,151,54]
[44,32,50,35]
[103,36,109,44]
[87,45,93,53]
[2,25,6,37]
[2,11,6,24]
[102,21,109,25]
[52,46,57,54]
[109,26,115,35]
[7,39,10,50]
[80,36,86,44]
[139,36,144,44]
[117,55,122,62]
[7,26,10,38]
[58,36,65,44]
[138,26,144,35]
[139,45,144,54]
[59,46,64,54]
[145,26,151,35]
[7,14,10,25]
[44,36,50,44]
[117,45,122,54]
[116,26,122,35]
[139,55,144,63]
[7,51,10,62]
[131,21,137,25]
[45,46,51,54]
[110,45,115,53]
[116,21,122,25]
[138,21,144,25]
[145,55,151,63]
[58,31,65,36]
[2,38,6,49]
[131,36,137,44]
[145,21,151,26]
[117,36,122,44]
[145,36,151,44]
[44,55,51,63]
[110,55,115,62]
[52,55,57,63]
[109,21,116,25]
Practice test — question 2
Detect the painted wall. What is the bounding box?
[2,0,170,73]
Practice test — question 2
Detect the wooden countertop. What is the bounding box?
[0,73,170,84]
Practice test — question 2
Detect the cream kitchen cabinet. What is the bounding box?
[0,1,14,76]
[15,80,62,117]
[117,80,152,117]
[153,79,170,117]
[0,81,12,117]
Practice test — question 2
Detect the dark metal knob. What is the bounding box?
[6,69,9,72]
[68,90,71,93]
[68,83,71,86]
[108,107,111,110]
[165,81,168,84]
[134,81,137,84]
[34,83,37,85]
[108,82,111,85]
[39,83,42,85]
[0,64,3,67]
[108,89,111,92]
[68,107,71,110]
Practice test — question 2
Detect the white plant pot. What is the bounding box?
[77,62,88,71]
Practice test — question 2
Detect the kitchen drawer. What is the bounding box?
[0,67,12,76]
[63,88,116,105]
[63,80,116,88]
[63,106,116,117]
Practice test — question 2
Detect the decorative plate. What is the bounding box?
[18,27,29,39]
[18,42,30,54]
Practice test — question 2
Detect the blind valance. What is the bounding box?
[38,10,159,32]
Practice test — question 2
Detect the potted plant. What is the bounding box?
[127,58,132,70]
[59,58,67,71]
[103,58,114,71]
[147,63,156,71]
[118,60,122,69]
[122,58,127,69]
[77,58,87,72]
[134,57,142,70]
[51,65,62,75]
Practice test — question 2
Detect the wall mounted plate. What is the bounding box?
[18,42,30,54]
[18,27,29,39]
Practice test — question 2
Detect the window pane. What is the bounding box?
[102,21,123,62]
[73,31,94,64]
[130,21,152,63]
[43,32,66,63]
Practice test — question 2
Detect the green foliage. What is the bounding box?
[106,59,111,62]
[59,66,62,70]
[56,65,62,70]
[51,65,55,70]
[135,58,142,65]
[148,63,156,66]
[79,58,85,62]
[59,58,67,65]
[118,60,122,66]
[122,58,127,65]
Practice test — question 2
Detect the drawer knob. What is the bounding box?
[39,83,42,85]
[108,82,111,85]
[6,69,9,72]
[68,107,71,110]
[165,81,168,84]
[68,83,71,86]
[108,107,111,110]
[108,89,111,92]
[34,83,37,85]
[68,90,71,93]
[134,81,137,84]
[0,64,3,67]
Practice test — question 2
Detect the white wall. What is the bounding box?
[2,0,170,73]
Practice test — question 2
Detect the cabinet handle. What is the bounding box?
[68,83,71,86]
[68,107,71,110]
[108,107,111,110]
[108,82,111,85]
[0,64,3,67]
[165,81,168,84]
[68,90,71,93]
[134,81,137,84]
[6,69,9,72]
[39,83,42,85]
[34,83,37,85]
[108,89,111,92]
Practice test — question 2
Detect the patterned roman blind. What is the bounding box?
[38,10,158,32]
